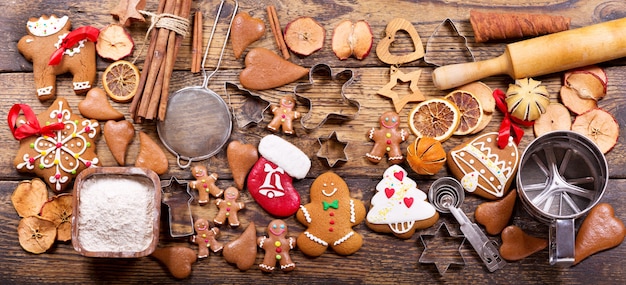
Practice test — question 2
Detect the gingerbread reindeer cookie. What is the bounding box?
[366,111,407,164]
[214,187,245,227]
[258,219,297,272]
[189,165,223,205]
[190,218,223,258]
[267,95,300,135]
[296,172,366,256]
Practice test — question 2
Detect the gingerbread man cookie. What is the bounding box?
[258,219,297,272]
[190,218,223,258]
[189,165,224,205]
[366,111,407,164]
[296,172,366,256]
[267,95,300,135]
[214,187,245,227]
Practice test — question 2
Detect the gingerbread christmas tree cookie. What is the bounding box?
[11,98,100,192]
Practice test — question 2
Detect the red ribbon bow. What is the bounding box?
[7,104,65,140]
[493,89,534,149]
[48,26,100,66]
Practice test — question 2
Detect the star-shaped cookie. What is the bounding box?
[418,222,466,275]
[110,0,147,27]
[377,66,425,113]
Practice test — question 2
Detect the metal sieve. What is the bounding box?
[517,130,608,266]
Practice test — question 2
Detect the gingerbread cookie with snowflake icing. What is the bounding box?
[447,132,519,200]
[13,97,100,192]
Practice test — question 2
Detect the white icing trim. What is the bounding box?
[350,200,356,223]
[259,264,275,271]
[73,81,91,90]
[304,231,328,246]
[400,129,406,141]
[37,86,53,96]
[259,236,266,248]
[322,188,337,197]
[288,237,295,249]
[258,135,310,179]
[281,263,296,270]
[300,205,312,224]
[389,221,415,234]
[333,231,355,246]
[27,15,69,36]
[365,153,382,161]
[368,128,375,139]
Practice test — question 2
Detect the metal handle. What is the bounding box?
[549,218,575,266]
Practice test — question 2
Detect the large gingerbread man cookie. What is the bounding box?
[258,219,296,272]
[366,111,407,164]
[11,97,100,192]
[17,15,97,101]
[296,172,366,256]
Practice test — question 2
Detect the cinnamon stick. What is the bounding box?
[194,11,203,73]
[267,5,289,60]
[191,11,200,73]
[470,10,571,43]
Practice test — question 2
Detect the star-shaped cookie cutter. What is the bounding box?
[225,82,271,128]
[424,18,475,67]
[316,131,349,167]
[376,66,426,113]
[418,222,467,275]
[294,63,360,130]
[161,176,195,238]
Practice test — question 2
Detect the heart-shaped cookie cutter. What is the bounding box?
[294,63,360,130]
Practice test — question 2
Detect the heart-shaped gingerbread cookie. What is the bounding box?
[239,47,309,90]
[78,87,124,121]
[231,12,265,59]
[574,203,626,265]
[227,140,258,190]
[375,18,425,65]
[475,189,517,235]
[135,131,168,175]
[151,246,197,279]
[104,120,135,165]
[499,225,547,261]
[222,222,257,271]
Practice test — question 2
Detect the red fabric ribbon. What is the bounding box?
[493,89,534,149]
[48,26,100,66]
[7,104,64,140]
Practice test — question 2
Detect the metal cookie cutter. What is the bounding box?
[294,64,360,130]
[161,176,194,238]
[225,82,270,129]
[316,131,349,167]
[418,222,467,275]
[517,131,608,266]
[429,177,507,272]
[424,18,475,67]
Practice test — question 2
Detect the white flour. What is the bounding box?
[77,176,155,253]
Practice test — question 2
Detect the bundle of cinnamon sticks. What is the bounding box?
[130,0,192,122]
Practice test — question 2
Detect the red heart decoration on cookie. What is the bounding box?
[227,140,259,190]
[239,47,309,90]
[393,171,404,181]
[574,203,626,265]
[499,225,547,261]
[385,188,395,198]
[403,197,414,208]
[230,12,265,59]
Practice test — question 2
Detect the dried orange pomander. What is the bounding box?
[406,137,446,175]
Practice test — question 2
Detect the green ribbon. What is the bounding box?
[323,199,339,210]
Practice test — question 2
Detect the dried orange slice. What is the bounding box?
[11,178,48,218]
[102,60,140,103]
[40,194,73,242]
[445,90,483,135]
[17,216,57,254]
[571,108,619,154]
[408,98,460,141]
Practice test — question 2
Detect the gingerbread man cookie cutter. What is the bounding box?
[294,63,360,130]
[424,18,475,67]
[225,82,270,128]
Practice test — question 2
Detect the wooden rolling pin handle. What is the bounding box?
[432,53,512,90]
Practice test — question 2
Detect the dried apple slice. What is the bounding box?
[565,72,606,101]
[11,178,49,218]
[17,216,57,254]
[40,194,73,242]
[96,24,135,61]
[564,65,607,92]
[283,17,325,56]
[560,85,597,115]
[331,20,373,60]
[571,108,619,154]
[533,103,571,137]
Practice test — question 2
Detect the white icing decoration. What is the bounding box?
[259,264,274,271]
[281,264,296,270]
[461,171,479,192]
[300,205,312,224]
[259,236,266,248]
[54,33,86,57]
[73,81,91,90]
[27,15,69,37]
[322,187,338,197]
[288,237,295,249]
[304,231,328,246]
[37,86,53,96]
[333,231,355,246]
[350,199,356,223]
[366,165,437,234]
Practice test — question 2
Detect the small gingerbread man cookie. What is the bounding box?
[190,218,223,258]
[214,187,245,227]
[366,111,407,164]
[189,165,224,205]
[267,95,300,135]
[258,219,297,272]
[296,172,366,256]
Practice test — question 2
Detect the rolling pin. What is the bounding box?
[432,17,626,90]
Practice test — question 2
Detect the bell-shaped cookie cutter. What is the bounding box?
[294,63,360,130]
[424,18,475,67]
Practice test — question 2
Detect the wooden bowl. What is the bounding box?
[71,167,161,258]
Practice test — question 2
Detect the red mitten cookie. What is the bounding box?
[296,172,366,256]
[447,132,519,200]
[11,98,100,192]
[247,135,311,217]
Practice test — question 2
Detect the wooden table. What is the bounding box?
[1,0,625,283]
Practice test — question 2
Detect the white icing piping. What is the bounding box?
[389,221,415,234]
[281,263,296,270]
[333,231,355,246]
[322,188,337,197]
[259,236,266,248]
[350,200,356,223]
[288,237,295,249]
[37,86,53,96]
[304,231,328,246]
[300,205,312,224]
[259,264,274,271]
[73,81,91,90]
